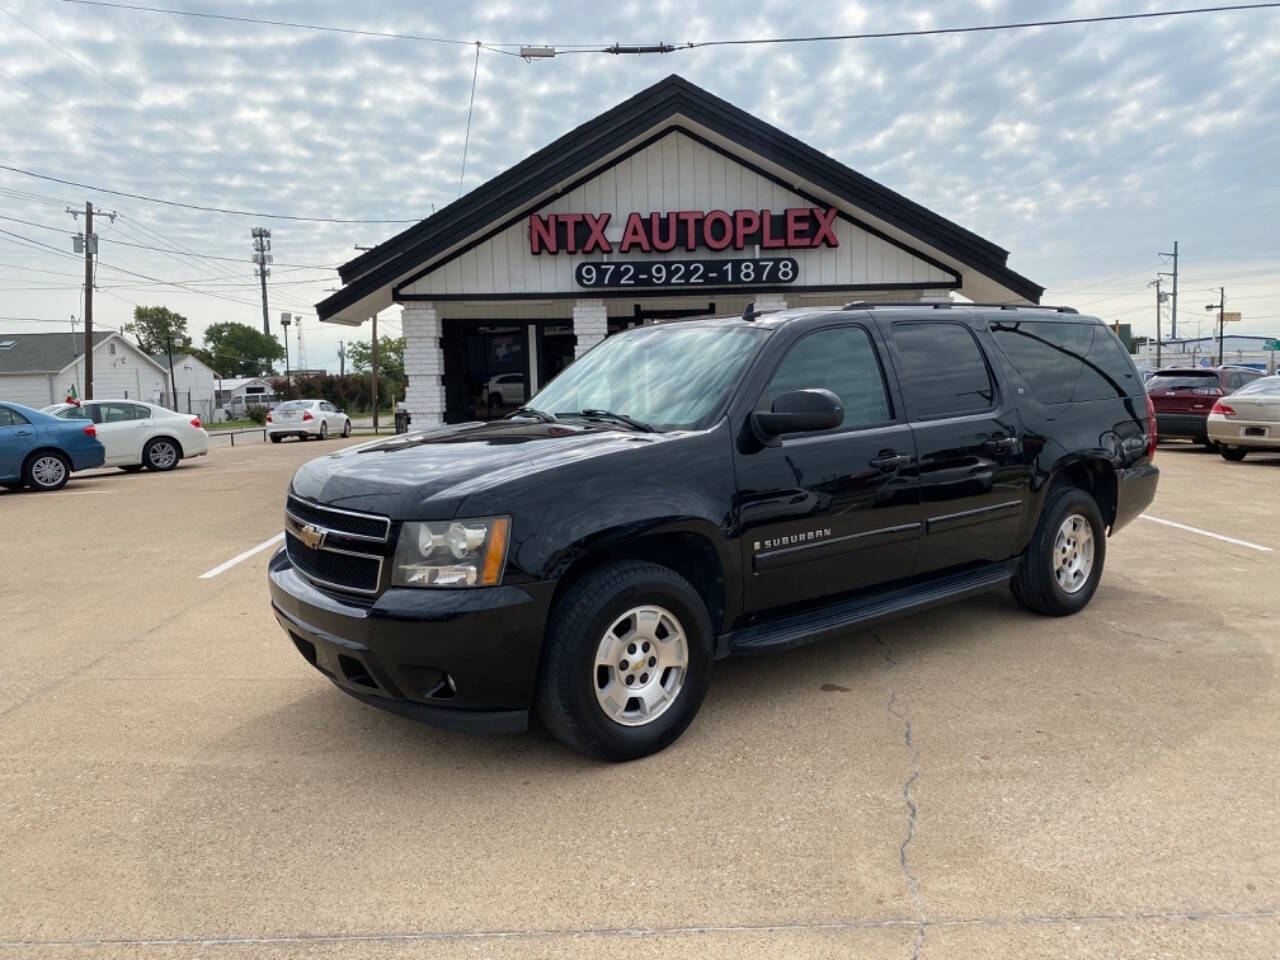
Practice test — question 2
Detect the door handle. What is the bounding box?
[15,429,33,437]
[983,435,1018,454]
[870,452,912,471]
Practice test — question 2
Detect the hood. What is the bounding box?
[289,419,669,519]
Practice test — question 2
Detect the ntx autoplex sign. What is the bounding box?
[528,207,840,255]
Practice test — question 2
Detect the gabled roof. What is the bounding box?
[0,331,111,374]
[150,353,223,377]
[319,74,1041,321]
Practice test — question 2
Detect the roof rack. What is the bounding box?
[841,301,1079,314]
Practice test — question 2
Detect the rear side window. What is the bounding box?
[892,321,994,419]
[988,321,1091,404]
[0,407,29,427]
[1074,327,1141,400]
[759,325,891,429]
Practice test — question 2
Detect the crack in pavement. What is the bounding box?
[874,630,925,960]
[4,909,1275,951]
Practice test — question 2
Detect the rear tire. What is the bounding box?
[270,435,283,444]
[23,451,70,491]
[143,437,180,471]
[1220,445,1248,461]
[1011,486,1106,617]
[319,421,329,440]
[535,561,713,761]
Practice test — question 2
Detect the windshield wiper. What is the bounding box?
[507,406,557,423]
[560,409,655,433]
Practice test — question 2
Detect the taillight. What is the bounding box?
[1193,385,1224,396]
[83,424,97,438]
[1145,392,1157,461]
[302,410,313,421]
[265,413,273,423]
[190,417,202,429]
[1211,400,1236,417]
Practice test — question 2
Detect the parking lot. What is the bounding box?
[1,440,1277,959]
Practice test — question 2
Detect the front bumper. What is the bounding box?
[268,548,555,733]
[1154,412,1210,440]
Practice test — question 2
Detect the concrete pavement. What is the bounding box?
[0,441,1277,958]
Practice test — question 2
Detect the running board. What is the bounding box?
[724,562,1016,656]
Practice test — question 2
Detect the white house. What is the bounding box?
[152,352,223,422]
[0,331,170,408]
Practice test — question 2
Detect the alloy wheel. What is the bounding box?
[149,441,177,469]
[592,605,688,726]
[1053,513,1094,594]
[31,455,66,488]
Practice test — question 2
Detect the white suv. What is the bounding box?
[266,399,351,442]
[46,400,209,472]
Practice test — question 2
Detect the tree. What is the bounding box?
[345,335,404,375]
[125,306,189,355]
[202,321,285,377]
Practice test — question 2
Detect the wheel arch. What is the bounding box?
[1047,456,1118,529]
[22,445,71,470]
[146,433,185,460]
[546,524,731,638]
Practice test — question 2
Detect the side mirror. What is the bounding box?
[751,389,843,443]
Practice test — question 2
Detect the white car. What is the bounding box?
[484,373,526,410]
[46,400,209,472]
[1208,375,1280,461]
[266,399,351,442]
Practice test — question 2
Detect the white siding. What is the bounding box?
[62,338,169,404]
[0,373,56,407]
[399,130,954,299]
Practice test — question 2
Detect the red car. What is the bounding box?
[1147,367,1263,446]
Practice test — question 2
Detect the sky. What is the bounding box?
[1,0,1278,373]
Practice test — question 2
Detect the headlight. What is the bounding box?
[392,516,510,587]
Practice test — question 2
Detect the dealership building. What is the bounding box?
[318,75,1042,425]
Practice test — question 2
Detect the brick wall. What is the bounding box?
[401,304,445,425]
[573,298,608,358]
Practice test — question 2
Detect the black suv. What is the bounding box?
[269,303,1158,760]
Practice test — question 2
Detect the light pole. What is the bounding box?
[280,314,292,395]
[1205,288,1225,366]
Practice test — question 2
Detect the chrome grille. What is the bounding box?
[284,496,390,596]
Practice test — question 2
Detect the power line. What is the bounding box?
[57,0,523,56]
[0,164,422,223]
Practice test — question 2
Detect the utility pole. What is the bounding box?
[1159,241,1179,339]
[82,202,94,399]
[251,227,272,335]
[370,314,379,433]
[166,332,177,410]
[338,340,345,377]
[1149,277,1164,368]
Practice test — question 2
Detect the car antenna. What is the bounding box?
[743,301,758,321]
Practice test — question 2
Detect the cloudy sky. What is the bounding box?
[2,0,1277,371]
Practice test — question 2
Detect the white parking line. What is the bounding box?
[1140,515,1273,553]
[198,533,285,579]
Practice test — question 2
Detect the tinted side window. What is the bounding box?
[99,404,134,423]
[0,407,28,426]
[1074,326,1141,400]
[988,321,1091,404]
[130,404,152,420]
[892,322,994,418]
[56,406,90,420]
[759,326,891,429]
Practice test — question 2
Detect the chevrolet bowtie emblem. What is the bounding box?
[297,523,326,550]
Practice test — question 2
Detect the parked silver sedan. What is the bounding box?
[266,399,352,443]
[1208,375,1280,460]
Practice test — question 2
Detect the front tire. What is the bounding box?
[143,437,180,471]
[1220,445,1248,461]
[24,451,70,491]
[120,465,144,473]
[1011,486,1106,616]
[535,561,713,761]
[342,419,351,438]
[319,421,329,440]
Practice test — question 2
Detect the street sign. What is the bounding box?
[1221,311,1242,323]
[1265,339,1279,351]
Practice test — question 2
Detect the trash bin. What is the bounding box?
[394,403,410,434]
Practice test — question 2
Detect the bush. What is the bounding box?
[270,372,403,414]
[245,405,268,425]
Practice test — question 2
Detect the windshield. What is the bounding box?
[1232,376,1280,396]
[529,324,766,430]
